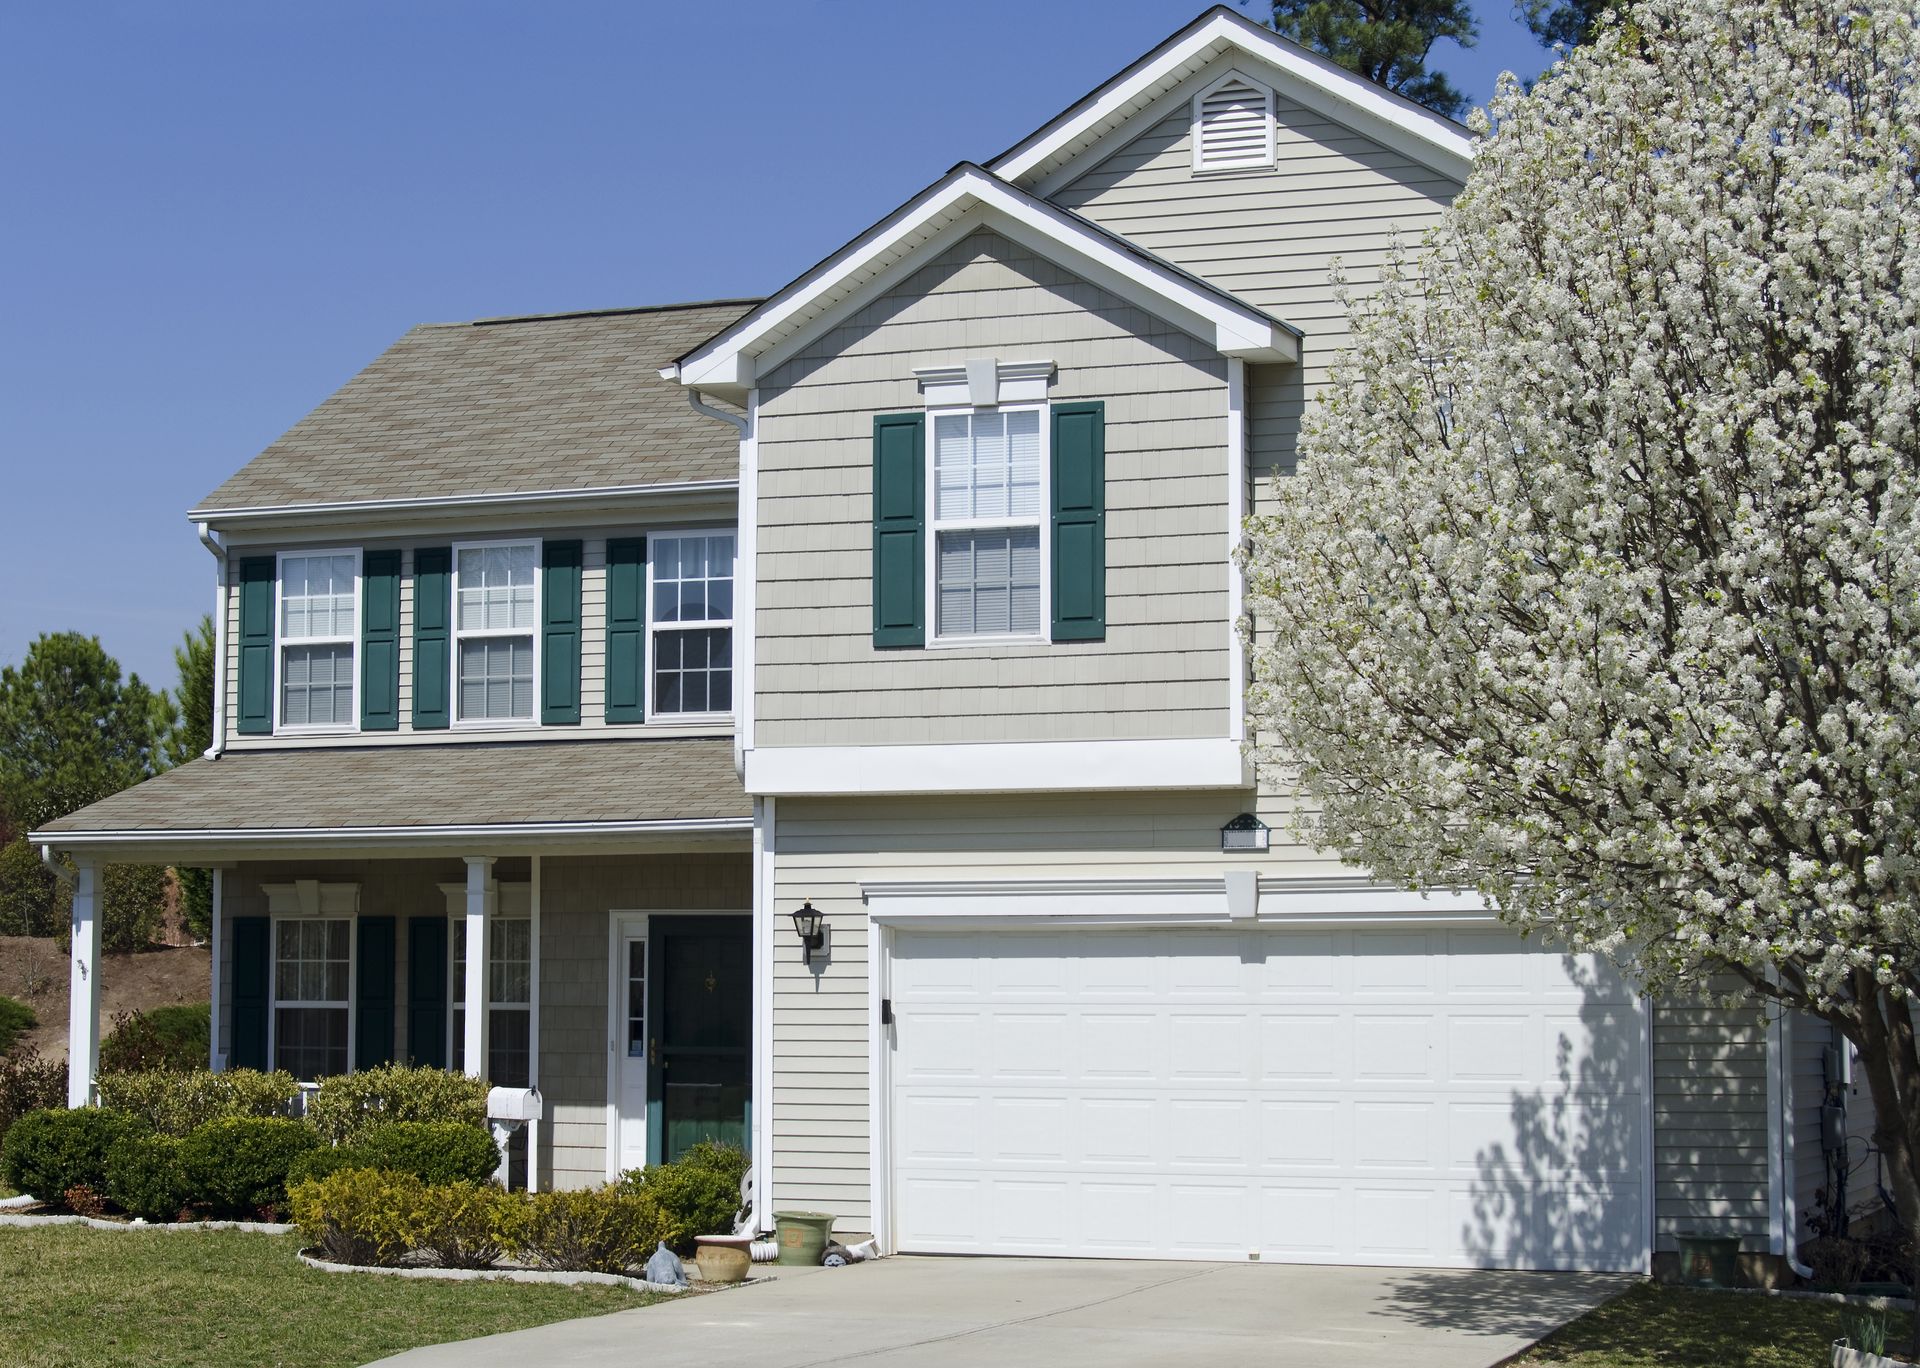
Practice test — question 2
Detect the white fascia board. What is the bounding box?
[30,816,753,861]
[993,9,1474,190]
[674,166,1299,391]
[861,873,1496,926]
[191,479,739,532]
[744,737,1251,796]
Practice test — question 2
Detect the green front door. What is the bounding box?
[646,916,750,1165]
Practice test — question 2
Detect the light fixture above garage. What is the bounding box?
[1220,813,1270,853]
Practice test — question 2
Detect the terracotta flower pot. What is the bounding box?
[695,1234,753,1284]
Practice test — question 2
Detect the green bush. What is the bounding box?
[95,1067,299,1136]
[0,1045,65,1151]
[524,1187,670,1274]
[286,1147,367,1186]
[305,1065,487,1146]
[417,1182,526,1269]
[359,1122,501,1186]
[0,837,64,937]
[289,1167,428,1267]
[100,864,168,954]
[99,1005,210,1074]
[0,995,35,1054]
[1,1107,149,1203]
[179,1116,318,1218]
[621,1158,739,1252]
[678,1139,750,1192]
[104,1132,189,1222]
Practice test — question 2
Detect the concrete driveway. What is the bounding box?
[368,1257,1632,1368]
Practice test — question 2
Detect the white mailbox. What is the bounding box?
[486,1086,542,1123]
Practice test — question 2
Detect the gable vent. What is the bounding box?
[1192,77,1274,173]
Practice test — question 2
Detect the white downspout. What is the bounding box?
[684,388,754,780]
[197,521,227,759]
[1781,1010,1814,1278]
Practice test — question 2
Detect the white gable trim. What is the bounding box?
[666,165,1299,399]
[993,7,1474,193]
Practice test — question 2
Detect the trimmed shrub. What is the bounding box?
[524,1187,670,1274]
[678,1140,750,1192]
[95,1067,299,1136]
[621,1159,739,1252]
[104,1132,190,1222]
[0,995,36,1054]
[99,1005,210,1074]
[306,1065,487,1146]
[417,1182,526,1269]
[359,1122,502,1187]
[1,1107,149,1202]
[180,1116,318,1218]
[0,1045,65,1151]
[286,1147,368,1186]
[289,1168,428,1267]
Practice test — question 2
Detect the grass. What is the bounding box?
[0,1225,667,1368]
[1511,1283,1916,1366]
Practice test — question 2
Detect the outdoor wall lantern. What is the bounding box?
[1220,813,1271,853]
[791,901,826,966]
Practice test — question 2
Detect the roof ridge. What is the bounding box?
[467,297,766,328]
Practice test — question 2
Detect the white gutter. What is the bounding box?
[197,521,227,759]
[189,478,739,526]
[30,815,753,855]
[684,388,755,781]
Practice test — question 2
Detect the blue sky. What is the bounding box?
[0,1,1555,692]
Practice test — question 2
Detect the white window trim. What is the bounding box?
[273,548,361,736]
[449,537,543,730]
[1191,68,1277,175]
[268,914,356,1082]
[647,529,737,724]
[448,910,533,1077]
[924,402,1052,647]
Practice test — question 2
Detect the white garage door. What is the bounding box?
[889,925,1646,1270]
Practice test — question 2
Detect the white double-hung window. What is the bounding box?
[273,918,351,1080]
[453,540,539,724]
[650,532,734,716]
[278,550,359,730]
[931,406,1045,641]
[451,917,532,1087]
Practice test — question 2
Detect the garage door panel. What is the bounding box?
[891,926,1645,1270]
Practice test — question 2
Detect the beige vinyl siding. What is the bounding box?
[768,791,1342,1230]
[1650,982,1772,1254]
[538,852,751,1190]
[221,529,721,743]
[753,228,1232,748]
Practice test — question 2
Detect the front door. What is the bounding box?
[646,916,750,1164]
[612,917,651,1175]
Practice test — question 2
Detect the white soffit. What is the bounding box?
[990,7,1475,194]
[668,164,1300,400]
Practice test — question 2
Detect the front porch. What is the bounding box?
[29,738,755,1191]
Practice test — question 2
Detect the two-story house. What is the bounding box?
[35,7,1842,1279]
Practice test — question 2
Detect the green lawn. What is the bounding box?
[0,1225,666,1368]
[1513,1283,1914,1366]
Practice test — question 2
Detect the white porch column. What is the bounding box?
[463,856,494,1080]
[208,869,225,1071]
[67,858,102,1107]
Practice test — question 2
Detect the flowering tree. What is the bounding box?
[1244,0,1920,1270]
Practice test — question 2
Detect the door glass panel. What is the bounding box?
[627,939,646,1058]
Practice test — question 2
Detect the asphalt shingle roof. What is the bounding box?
[36,738,747,834]
[194,300,759,514]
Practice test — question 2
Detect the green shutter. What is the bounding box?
[360,550,401,731]
[412,547,451,730]
[541,540,583,726]
[1051,402,1107,641]
[354,916,396,1070]
[235,558,275,735]
[872,412,926,648]
[605,536,647,723]
[230,916,270,1071]
[406,916,448,1069]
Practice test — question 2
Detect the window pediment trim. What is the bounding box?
[261,880,360,917]
[913,359,1056,408]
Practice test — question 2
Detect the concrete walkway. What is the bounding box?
[368,1257,1633,1368]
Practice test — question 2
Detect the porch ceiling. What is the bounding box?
[29,738,750,862]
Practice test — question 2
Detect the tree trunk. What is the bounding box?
[1834,981,1920,1357]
